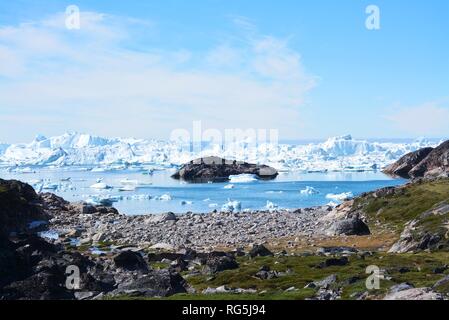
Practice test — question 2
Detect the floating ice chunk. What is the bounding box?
[120,178,139,185]
[265,201,279,211]
[42,182,59,190]
[266,190,283,194]
[154,194,172,201]
[118,185,136,192]
[85,195,119,206]
[325,192,353,202]
[221,199,242,212]
[91,167,106,172]
[229,174,258,183]
[180,200,193,205]
[90,182,112,189]
[300,186,319,195]
[128,194,152,201]
[224,184,235,189]
[208,203,218,208]
[203,198,211,202]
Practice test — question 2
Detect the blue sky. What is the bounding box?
[0,0,448,143]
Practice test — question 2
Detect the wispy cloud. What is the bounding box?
[0,11,316,142]
[385,101,449,137]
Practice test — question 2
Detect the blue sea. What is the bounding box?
[0,167,405,215]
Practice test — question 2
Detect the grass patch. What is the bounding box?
[354,179,449,234]
[106,251,449,300]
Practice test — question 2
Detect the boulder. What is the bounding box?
[325,217,370,236]
[249,244,273,258]
[113,269,187,297]
[316,257,349,269]
[172,156,278,182]
[204,256,238,274]
[113,251,149,271]
[383,287,444,300]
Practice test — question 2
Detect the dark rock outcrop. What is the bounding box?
[0,179,48,238]
[409,140,449,178]
[383,140,449,179]
[383,147,433,178]
[172,156,278,182]
[112,269,187,297]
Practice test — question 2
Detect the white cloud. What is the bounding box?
[0,11,316,142]
[385,102,449,136]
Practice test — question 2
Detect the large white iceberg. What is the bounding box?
[0,131,439,173]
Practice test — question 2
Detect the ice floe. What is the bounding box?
[229,174,258,183]
[300,186,319,195]
[221,199,242,212]
[90,182,112,190]
[265,201,279,211]
[154,194,172,201]
[325,192,354,202]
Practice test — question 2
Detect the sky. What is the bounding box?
[0,0,448,143]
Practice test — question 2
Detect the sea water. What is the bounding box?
[0,167,405,215]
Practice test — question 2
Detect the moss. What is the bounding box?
[104,251,449,300]
[355,179,449,234]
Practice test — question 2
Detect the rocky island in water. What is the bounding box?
[1,140,449,300]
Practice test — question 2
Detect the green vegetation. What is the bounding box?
[108,252,449,300]
[356,179,449,233]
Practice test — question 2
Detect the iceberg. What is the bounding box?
[224,184,235,189]
[300,186,319,195]
[265,201,279,211]
[0,131,439,173]
[90,182,112,190]
[325,192,354,202]
[118,185,136,192]
[221,199,242,212]
[229,174,258,183]
[154,194,172,201]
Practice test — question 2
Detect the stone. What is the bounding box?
[249,244,273,258]
[326,217,370,236]
[383,288,444,300]
[204,256,238,274]
[113,269,187,297]
[113,250,148,271]
[317,257,349,269]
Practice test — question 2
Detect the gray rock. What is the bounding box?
[326,217,370,236]
[383,288,444,300]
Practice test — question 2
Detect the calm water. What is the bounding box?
[0,167,405,215]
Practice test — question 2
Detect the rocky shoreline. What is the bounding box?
[48,197,334,251]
